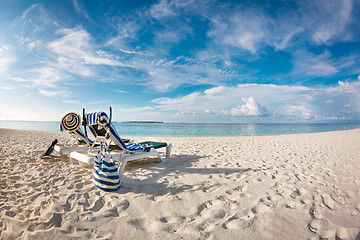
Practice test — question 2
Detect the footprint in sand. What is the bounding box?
[160,216,186,224]
[309,203,324,219]
[197,220,215,232]
[284,200,301,209]
[225,209,255,229]
[336,227,350,240]
[320,229,336,239]
[160,216,187,233]
[108,198,130,212]
[353,202,360,212]
[252,203,272,214]
[308,219,322,233]
[87,197,104,212]
[27,212,63,232]
[318,227,354,240]
[5,210,16,217]
[321,193,338,210]
[129,218,163,231]
[225,184,249,200]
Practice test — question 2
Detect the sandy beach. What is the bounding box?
[0,128,360,240]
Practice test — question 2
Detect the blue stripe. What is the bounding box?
[109,125,127,149]
[85,112,99,125]
[94,158,118,169]
[93,175,120,186]
[92,112,97,125]
[125,143,143,151]
[94,167,118,173]
[92,181,121,191]
[93,174,120,184]
[93,169,120,180]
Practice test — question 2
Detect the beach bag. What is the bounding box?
[93,140,121,191]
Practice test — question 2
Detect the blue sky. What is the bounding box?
[1,0,360,123]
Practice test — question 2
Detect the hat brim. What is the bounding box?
[61,112,81,132]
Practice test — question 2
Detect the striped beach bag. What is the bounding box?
[93,140,121,191]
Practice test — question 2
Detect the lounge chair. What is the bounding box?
[53,111,130,156]
[69,111,172,176]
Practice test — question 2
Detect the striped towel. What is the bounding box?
[93,141,121,191]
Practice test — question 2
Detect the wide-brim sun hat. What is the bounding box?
[61,112,81,132]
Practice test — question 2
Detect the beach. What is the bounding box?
[0,128,360,240]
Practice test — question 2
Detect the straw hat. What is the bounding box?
[61,112,81,132]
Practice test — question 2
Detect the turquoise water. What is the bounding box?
[0,120,359,137]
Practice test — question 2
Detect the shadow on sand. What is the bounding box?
[39,149,257,196]
[117,154,254,196]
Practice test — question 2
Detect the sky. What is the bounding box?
[0,0,360,123]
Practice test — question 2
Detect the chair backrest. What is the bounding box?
[85,111,145,153]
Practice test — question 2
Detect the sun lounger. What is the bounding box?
[69,111,172,176]
[53,111,131,157]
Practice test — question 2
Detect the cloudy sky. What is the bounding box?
[1,0,360,122]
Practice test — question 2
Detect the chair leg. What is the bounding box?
[165,143,172,160]
[118,154,127,176]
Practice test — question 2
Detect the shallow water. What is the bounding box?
[0,120,359,137]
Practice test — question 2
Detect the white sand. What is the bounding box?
[1,127,360,239]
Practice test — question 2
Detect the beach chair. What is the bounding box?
[53,112,96,156]
[69,110,172,176]
[53,111,131,157]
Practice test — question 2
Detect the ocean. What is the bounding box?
[0,121,359,137]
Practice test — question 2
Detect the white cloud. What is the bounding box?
[26,40,42,51]
[31,67,61,88]
[200,0,356,58]
[48,27,128,76]
[201,96,267,117]
[150,0,177,19]
[16,3,41,22]
[276,105,313,120]
[62,99,81,105]
[176,111,196,116]
[0,86,17,90]
[0,45,16,75]
[154,26,192,44]
[273,28,304,50]
[152,79,360,121]
[38,88,65,97]
[230,97,265,116]
[292,50,338,76]
[207,11,267,53]
[5,67,66,97]
[72,0,90,20]
[204,86,226,95]
[119,49,138,54]
[308,0,354,44]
